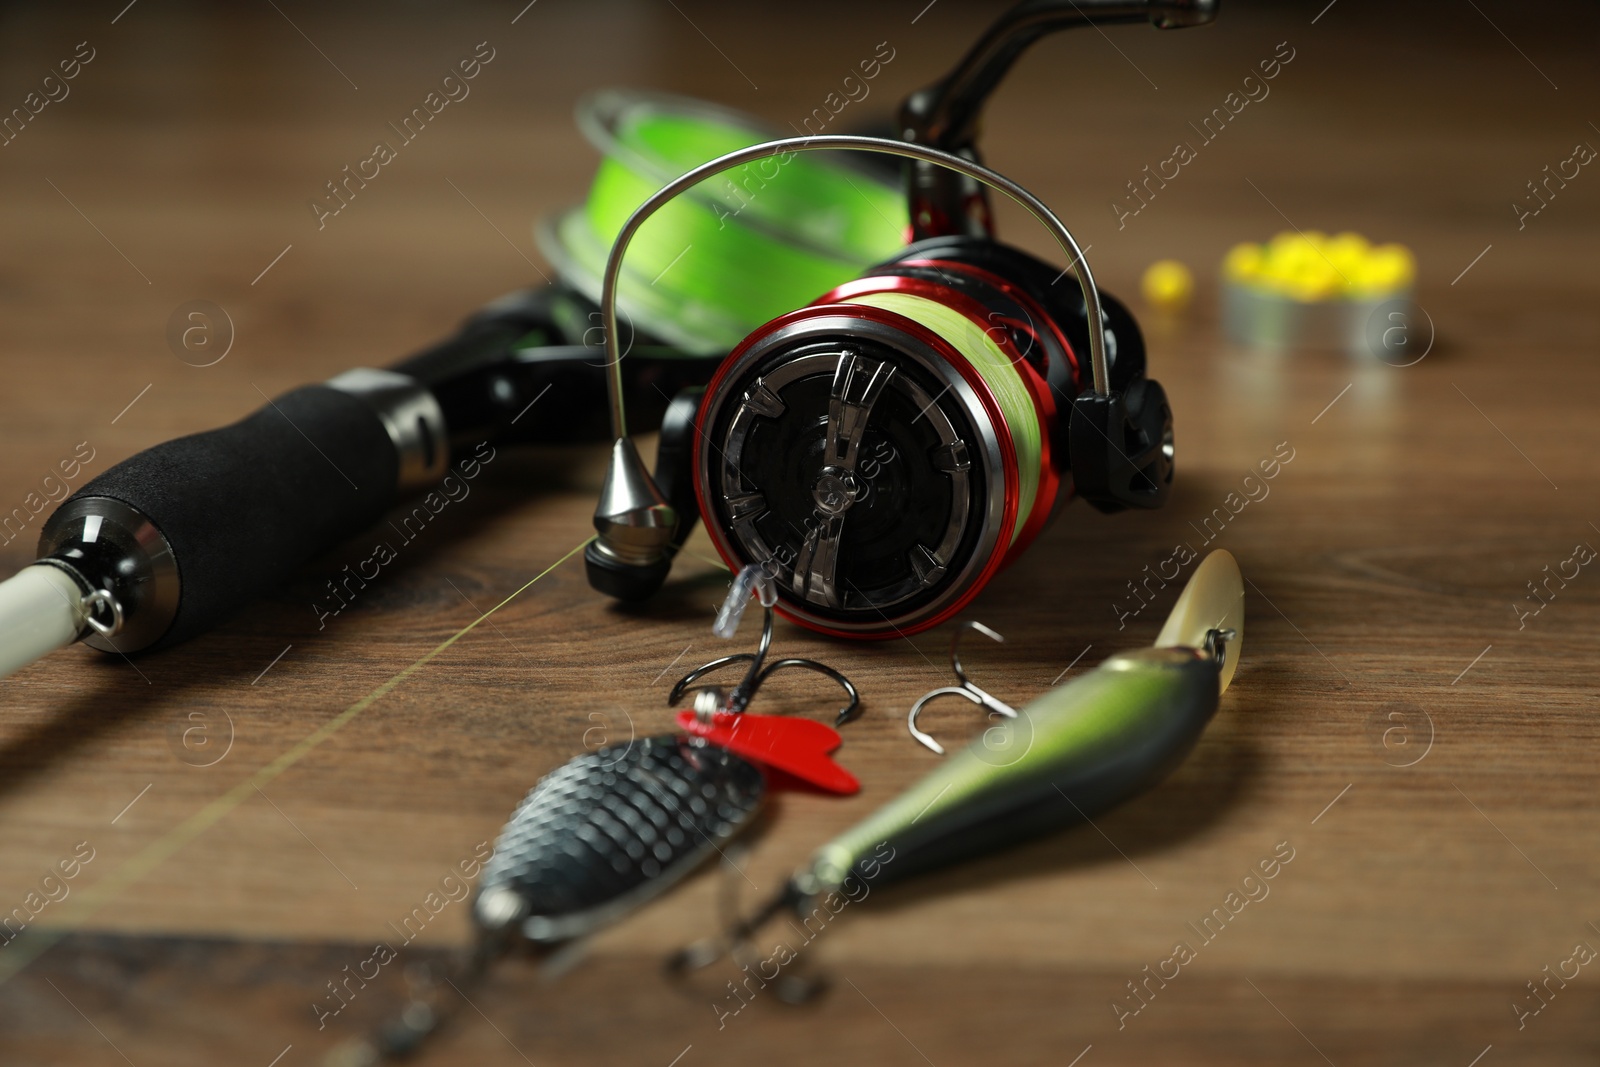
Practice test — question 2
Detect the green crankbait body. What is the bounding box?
[792,646,1222,909]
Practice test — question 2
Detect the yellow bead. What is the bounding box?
[1222,243,1264,283]
[1285,269,1338,302]
[1228,231,1416,303]
[1349,244,1415,296]
[1325,232,1370,283]
[1373,243,1416,287]
[1264,232,1318,282]
[1141,259,1194,314]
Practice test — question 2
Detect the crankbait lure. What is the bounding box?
[330,569,856,1064]
[674,549,1244,980]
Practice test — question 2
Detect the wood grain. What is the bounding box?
[1,1,1598,1064]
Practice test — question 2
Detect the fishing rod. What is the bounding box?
[0,89,917,679]
[0,288,713,679]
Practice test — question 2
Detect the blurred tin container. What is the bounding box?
[1222,280,1412,359]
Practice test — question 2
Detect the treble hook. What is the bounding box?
[907,621,1018,754]
[671,565,860,726]
[666,856,825,1005]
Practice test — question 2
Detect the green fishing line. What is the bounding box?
[538,91,908,355]
[842,290,1043,546]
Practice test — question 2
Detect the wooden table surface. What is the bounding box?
[2,1,1598,1064]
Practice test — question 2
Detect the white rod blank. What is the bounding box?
[0,565,87,681]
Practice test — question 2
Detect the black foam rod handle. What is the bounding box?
[64,385,400,649]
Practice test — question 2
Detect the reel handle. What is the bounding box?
[899,0,1219,238]
[903,0,1219,154]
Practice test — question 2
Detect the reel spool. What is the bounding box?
[538,90,907,355]
[694,237,1170,636]
[587,137,1174,637]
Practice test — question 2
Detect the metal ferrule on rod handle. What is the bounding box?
[594,134,1112,562]
[324,368,449,494]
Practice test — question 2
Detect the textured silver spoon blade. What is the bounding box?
[473,735,766,944]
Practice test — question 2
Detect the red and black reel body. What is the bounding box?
[687,236,1173,639]
[582,1,1212,623]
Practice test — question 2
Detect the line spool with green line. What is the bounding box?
[538,90,909,355]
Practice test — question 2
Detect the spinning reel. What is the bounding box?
[587,0,1213,637]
